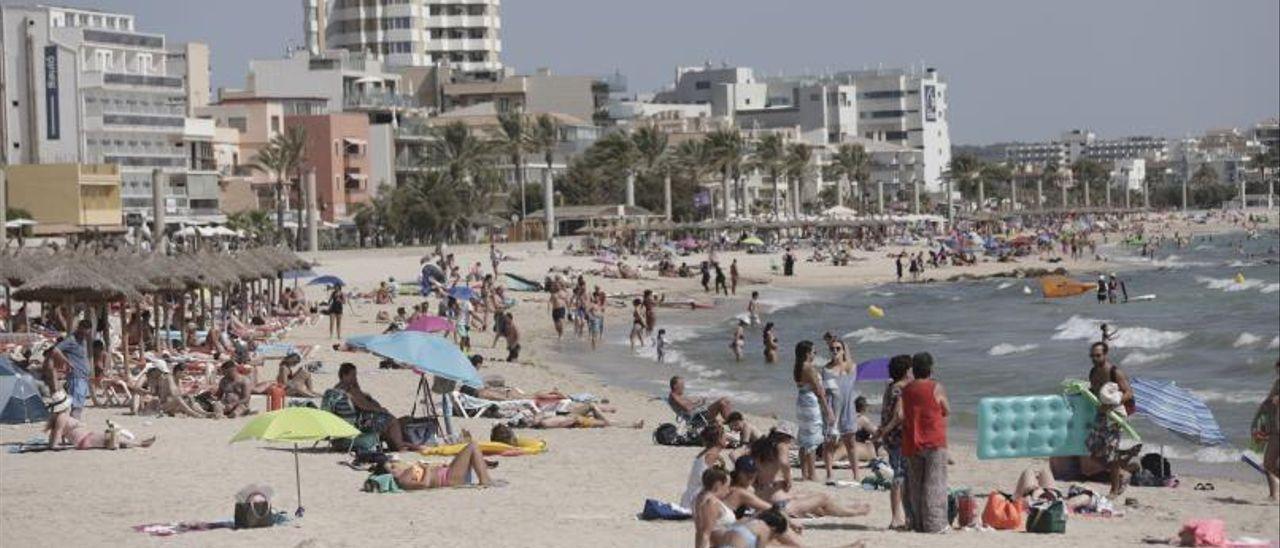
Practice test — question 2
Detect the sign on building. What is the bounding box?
[44,46,59,140]
[923,85,937,123]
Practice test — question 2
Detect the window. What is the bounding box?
[270,115,281,133]
[136,53,152,75]
[227,116,247,132]
[694,81,710,90]
[809,93,820,102]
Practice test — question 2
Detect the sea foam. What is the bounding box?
[1233,333,1262,348]
[1051,315,1187,349]
[1120,352,1173,367]
[987,343,1039,356]
[843,327,944,344]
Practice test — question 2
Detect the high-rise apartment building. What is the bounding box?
[317,0,503,81]
[0,5,220,224]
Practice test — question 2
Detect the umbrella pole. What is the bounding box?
[294,442,303,517]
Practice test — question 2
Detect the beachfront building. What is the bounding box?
[441,69,596,122]
[224,48,410,117]
[1006,129,1169,166]
[0,5,221,226]
[635,64,952,199]
[316,0,503,81]
[284,113,372,223]
[4,163,123,235]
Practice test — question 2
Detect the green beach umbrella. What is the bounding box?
[740,236,765,246]
[230,407,360,517]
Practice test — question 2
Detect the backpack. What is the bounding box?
[653,423,681,446]
[982,491,1024,530]
[1026,500,1067,534]
[1141,453,1172,478]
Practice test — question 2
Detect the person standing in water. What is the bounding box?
[730,321,746,362]
[747,291,761,326]
[642,289,659,338]
[629,298,647,351]
[714,264,729,295]
[762,322,779,364]
[1096,275,1108,303]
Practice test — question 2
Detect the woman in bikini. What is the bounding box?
[730,321,746,362]
[512,402,644,430]
[388,441,494,489]
[762,323,779,364]
[629,298,647,351]
[47,391,156,449]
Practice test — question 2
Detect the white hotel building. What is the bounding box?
[315,0,503,81]
[0,4,220,223]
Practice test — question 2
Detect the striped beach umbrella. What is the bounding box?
[1130,376,1227,446]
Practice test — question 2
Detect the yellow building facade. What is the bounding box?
[4,164,123,234]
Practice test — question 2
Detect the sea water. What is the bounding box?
[551,229,1280,473]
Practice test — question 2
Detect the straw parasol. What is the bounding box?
[11,263,139,303]
[0,253,36,287]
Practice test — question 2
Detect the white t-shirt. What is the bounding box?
[679,454,711,510]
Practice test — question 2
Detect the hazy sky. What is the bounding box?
[8,0,1277,144]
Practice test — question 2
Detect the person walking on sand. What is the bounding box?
[902,352,950,533]
[327,285,346,339]
[714,264,729,295]
[1254,358,1279,502]
[895,254,904,283]
[549,281,568,339]
[730,320,746,362]
[586,296,604,351]
[1085,341,1137,497]
[503,312,521,362]
[730,259,740,295]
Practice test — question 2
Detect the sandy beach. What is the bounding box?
[2,212,1278,547]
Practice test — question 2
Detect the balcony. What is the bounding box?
[425,37,500,52]
[344,91,419,110]
[425,15,500,29]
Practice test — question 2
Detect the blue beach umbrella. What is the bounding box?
[448,285,476,301]
[307,275,345,287]
[344,331,482,387]
[0,357,49,424]
[1130,376,1227,446]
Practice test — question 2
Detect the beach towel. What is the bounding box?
[795,387,824,451]
[639,499,691,521]
[363,473,402,493]
[134,513,290,537]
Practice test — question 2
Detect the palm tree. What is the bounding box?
[1041,162,1061,210]
[529,114,561,247]
[751,133,786,219]
[1250,147,1278,209]
[631,122,670,219]
[979,162,1012,211]
[250,126,306,246]
[705,129,746,218]
[592,131,640,205]
[946,153,984,212]
[496,111,532,221]
[673,138,715,219]
[785,143,813,217]
[829,143,871,212]
[429,121,493,185]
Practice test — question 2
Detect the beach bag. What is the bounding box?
[640,499,692,521]
[233,489,273,529]
[653,423,681,446]
[981,491,1024,530]
[1025,500,1067,534]
[1178,519,1226,547]
[401,417,442,446]
[954,489,978,528]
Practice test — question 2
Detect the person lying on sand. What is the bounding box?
[46,391,156,450]
[386,441,494,489]
[1013,464,1093,512]
[509,402,643,430]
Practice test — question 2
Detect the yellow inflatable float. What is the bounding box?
[867,305,884,319]
[1234,272,1246,284]
[419,437,547,457]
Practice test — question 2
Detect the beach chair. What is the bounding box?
[665,395,709,437]
[320,388,381,453]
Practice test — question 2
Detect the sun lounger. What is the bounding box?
[454,393,539,418]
